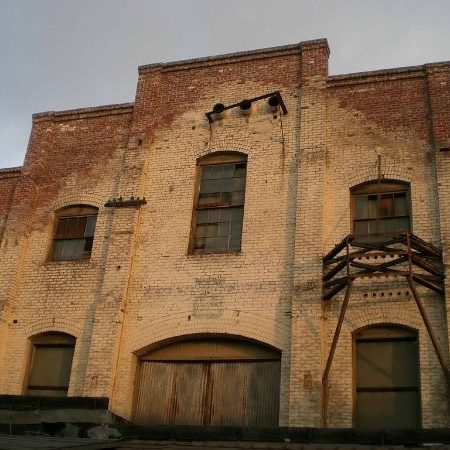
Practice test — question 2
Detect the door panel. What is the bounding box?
[171,363,208,425]
[134,362,174,425]
[134,360,280,427]
[209,362,249,426]
[247,361,281,426]
[355,327,419,429]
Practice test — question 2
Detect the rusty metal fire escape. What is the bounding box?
[321,232,449,425]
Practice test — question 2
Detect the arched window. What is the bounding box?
[351,181,410,238]
[190,152,247,253]
[354,325,420,429]
[51,205,98,261]
[27,332,76,397]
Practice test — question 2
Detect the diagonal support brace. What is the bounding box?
[407,276,450,380]
[322,280,353,427]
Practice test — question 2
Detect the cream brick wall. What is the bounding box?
[0,40,448,429]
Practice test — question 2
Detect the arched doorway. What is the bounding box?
[133,337,281,426]
[354,325,420,428]
[27,332,76,397]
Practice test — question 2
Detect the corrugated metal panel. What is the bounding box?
[134,363,209,425]
[134,363,174,425]
[170,363,208,425]
[247,361,281,426]
[209,362,249,426]
[141,338,279,361]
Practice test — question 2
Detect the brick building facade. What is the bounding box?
[0,39,449,430]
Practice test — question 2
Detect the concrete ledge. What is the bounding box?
[0,408,111,425]
[115,425,450,446]
[0,396,109,412]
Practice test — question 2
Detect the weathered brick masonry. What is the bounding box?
[0,39,449,429]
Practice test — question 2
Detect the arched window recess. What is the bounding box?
[50,205,98,261]
[26,332,76,397]
[351,179,411,240]
[354,325,420,429]
[190,152,247,254]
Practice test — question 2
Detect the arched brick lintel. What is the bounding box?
[24,318,83,340]
[129,317,289,357]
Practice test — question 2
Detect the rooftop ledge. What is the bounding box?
[329,60,450,84]
[0,166,22,175]
[32,102,134,123]
[138,38,330,73]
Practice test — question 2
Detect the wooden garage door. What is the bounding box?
[133,339,281,427]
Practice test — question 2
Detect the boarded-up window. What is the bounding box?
[27,333,76,397]
[354,326,420,429]
[191,153,247,253]
[352,181,410,239]
[52,206,98,261]
[134,338,280,427]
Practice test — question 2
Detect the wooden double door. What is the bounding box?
[133,338,281,427]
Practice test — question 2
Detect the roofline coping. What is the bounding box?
[0,166,22,175]
[329,60,450,83]
[138,38,330,73]
[32,102,134,123]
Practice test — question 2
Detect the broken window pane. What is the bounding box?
[355,196,367,219]
[367,195,378,218]
[379,194,394,217]
[394,193,408,216]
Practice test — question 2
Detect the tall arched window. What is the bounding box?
[190,152,247,254]
[51,205,98,261]
[351,180,410,238]
[354,325,420,429]
[27,332,76,397]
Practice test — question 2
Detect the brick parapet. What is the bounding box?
[0,167,22,175]
[138,39,329,74]
[32,103,134,123]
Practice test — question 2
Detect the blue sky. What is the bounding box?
[1,0,449,168]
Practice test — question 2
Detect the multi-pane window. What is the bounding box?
[352,181,410,237]
[52,206,98,261]
[192,153,247,253]
[27,333,76,397]
[354,326,420,429]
